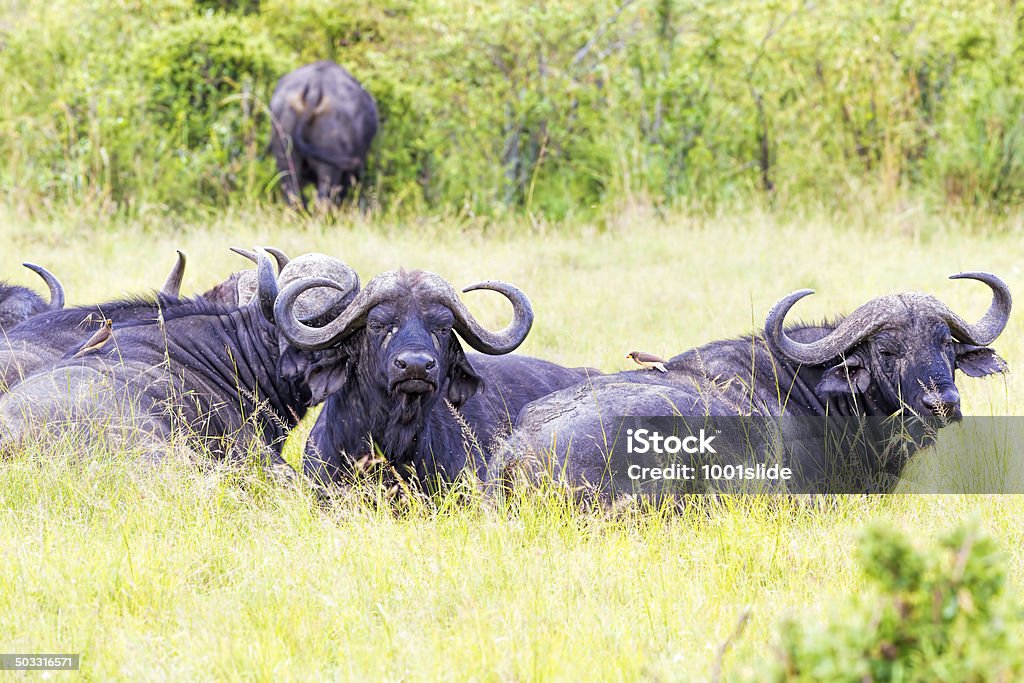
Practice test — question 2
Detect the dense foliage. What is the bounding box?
[767,522,1024,682]
[1,0,1022,217]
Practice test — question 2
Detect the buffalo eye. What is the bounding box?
[434,325,451,335]
[367,321,385,334]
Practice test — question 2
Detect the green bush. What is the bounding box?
[765,522,1024,682]
[131,14,288,204]
[0,0,1022,218]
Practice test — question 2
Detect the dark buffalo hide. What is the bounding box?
[269,61,378,208]
[498,274,1011,496]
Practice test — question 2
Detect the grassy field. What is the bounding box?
[1,204,1023,680]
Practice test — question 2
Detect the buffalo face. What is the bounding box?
[766,272,1011,419]
[273,268,532,450]
[361,295,481,412]
[373,300,447,395]
[814,318,1006,419]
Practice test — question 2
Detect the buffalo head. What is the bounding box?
[273,269,533,416]
[765,272,1011,419]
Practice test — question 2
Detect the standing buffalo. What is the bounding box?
[499,273,1012,496]
[0,263,65,331]
[269,61,378,208]
[273,269,549,487]
[0,250,359,468]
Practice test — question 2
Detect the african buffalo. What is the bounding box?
[0,263,64,331]
[0,250,359,468]
[498,273,1011,496]
[0,251,196,392]
[273,269,544,487]
[302,351,600,487]
[269,61,378,208]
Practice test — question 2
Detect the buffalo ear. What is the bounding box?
[306,365,350,405]
[816,357,872,396]
[955,343,1008,378]
[279,347,350,405]
[446,351,482,409]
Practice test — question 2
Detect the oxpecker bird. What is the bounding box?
[72,318,113,359]
[627,351,668,373]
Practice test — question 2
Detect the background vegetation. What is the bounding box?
[2,0,1022,219]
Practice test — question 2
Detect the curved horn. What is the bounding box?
[160,250,186,297]
[274,272,404,350]
[252,248,279,324]
[766,273,1014,366]
[230,246,258,264]
[765,289,885,365]
[22,262,65,311]
[275,271,534,354]
[427,277,533,355]
[944,272,1012,345]
[266,247,290,271]
[231,246,289,273]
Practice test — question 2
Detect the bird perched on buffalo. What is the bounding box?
[627,351,668,372]
[71,318,113,359]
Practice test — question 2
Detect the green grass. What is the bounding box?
[1,203,1023,680]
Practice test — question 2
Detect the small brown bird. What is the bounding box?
[627,350,668,373]
[71,318,113,359]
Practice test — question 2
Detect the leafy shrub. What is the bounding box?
[766,522,1024,682]
[131,14,288,203]
[1,0,1022,218]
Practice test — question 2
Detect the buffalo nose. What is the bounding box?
[393,351,437,375]
[922,388,961,416]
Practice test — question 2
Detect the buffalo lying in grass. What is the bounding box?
[302,350,599,487]
[0,263,65,331]
[0,250,359,468]
[270,61,378,208]
[273,268,577,487]
[498,273,1011,496]
[0,251,204,393]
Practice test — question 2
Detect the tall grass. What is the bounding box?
[0,205,1023,679]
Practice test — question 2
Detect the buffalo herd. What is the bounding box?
[0,61,1012,498]
[0,243,1012,498]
